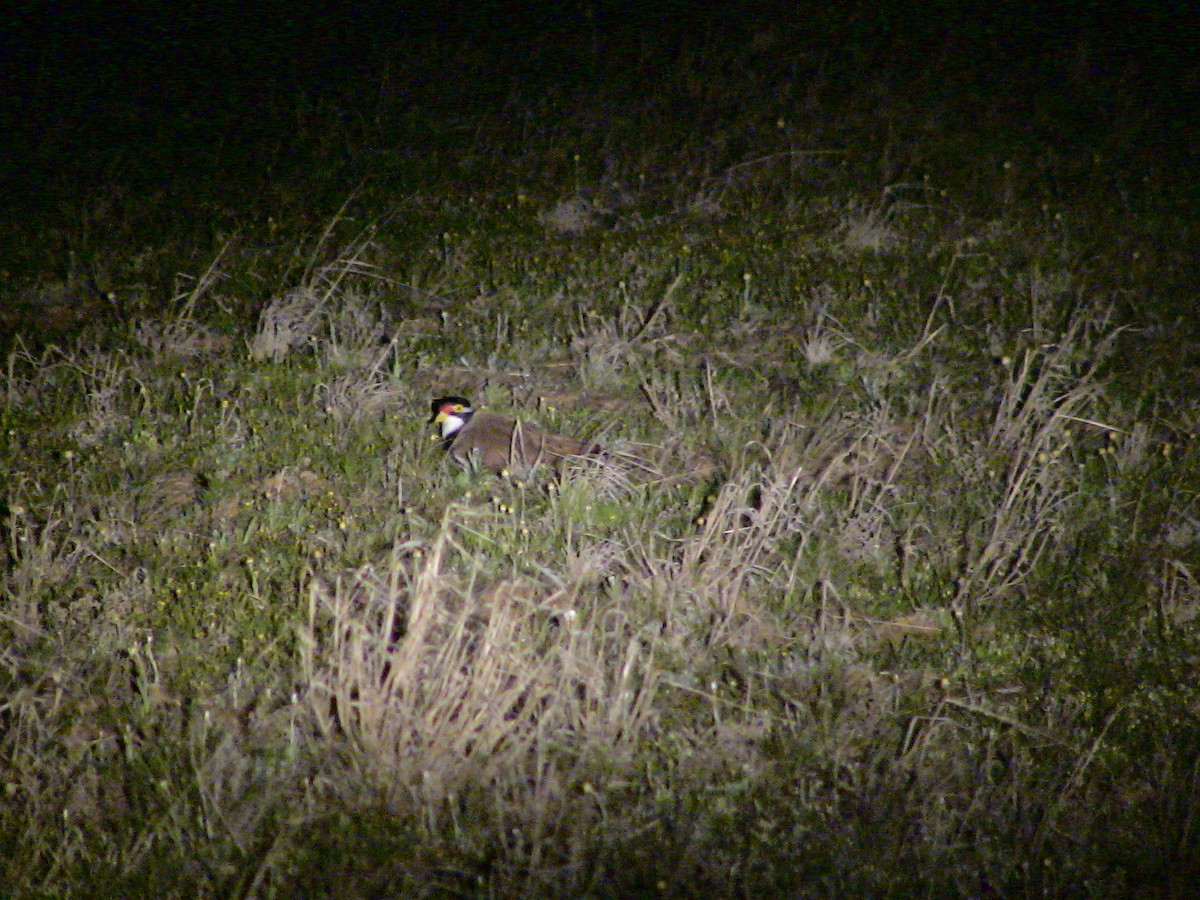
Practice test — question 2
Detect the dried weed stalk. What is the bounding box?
[301,515,660,810]
[954,308,1122,614]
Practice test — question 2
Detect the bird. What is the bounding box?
[429,396,593,476]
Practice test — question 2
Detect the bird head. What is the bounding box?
[430,396,474,439]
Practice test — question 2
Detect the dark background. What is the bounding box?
[1,1,1195,217]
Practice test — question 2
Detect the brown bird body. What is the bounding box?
[430,397,591,476]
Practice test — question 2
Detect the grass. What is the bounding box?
[3,10,1199,896]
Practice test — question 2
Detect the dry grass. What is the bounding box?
[3,232,1196,894]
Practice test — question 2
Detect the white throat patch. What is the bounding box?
[439,412,467,439]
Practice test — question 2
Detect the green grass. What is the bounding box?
[3,16,1199,897]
